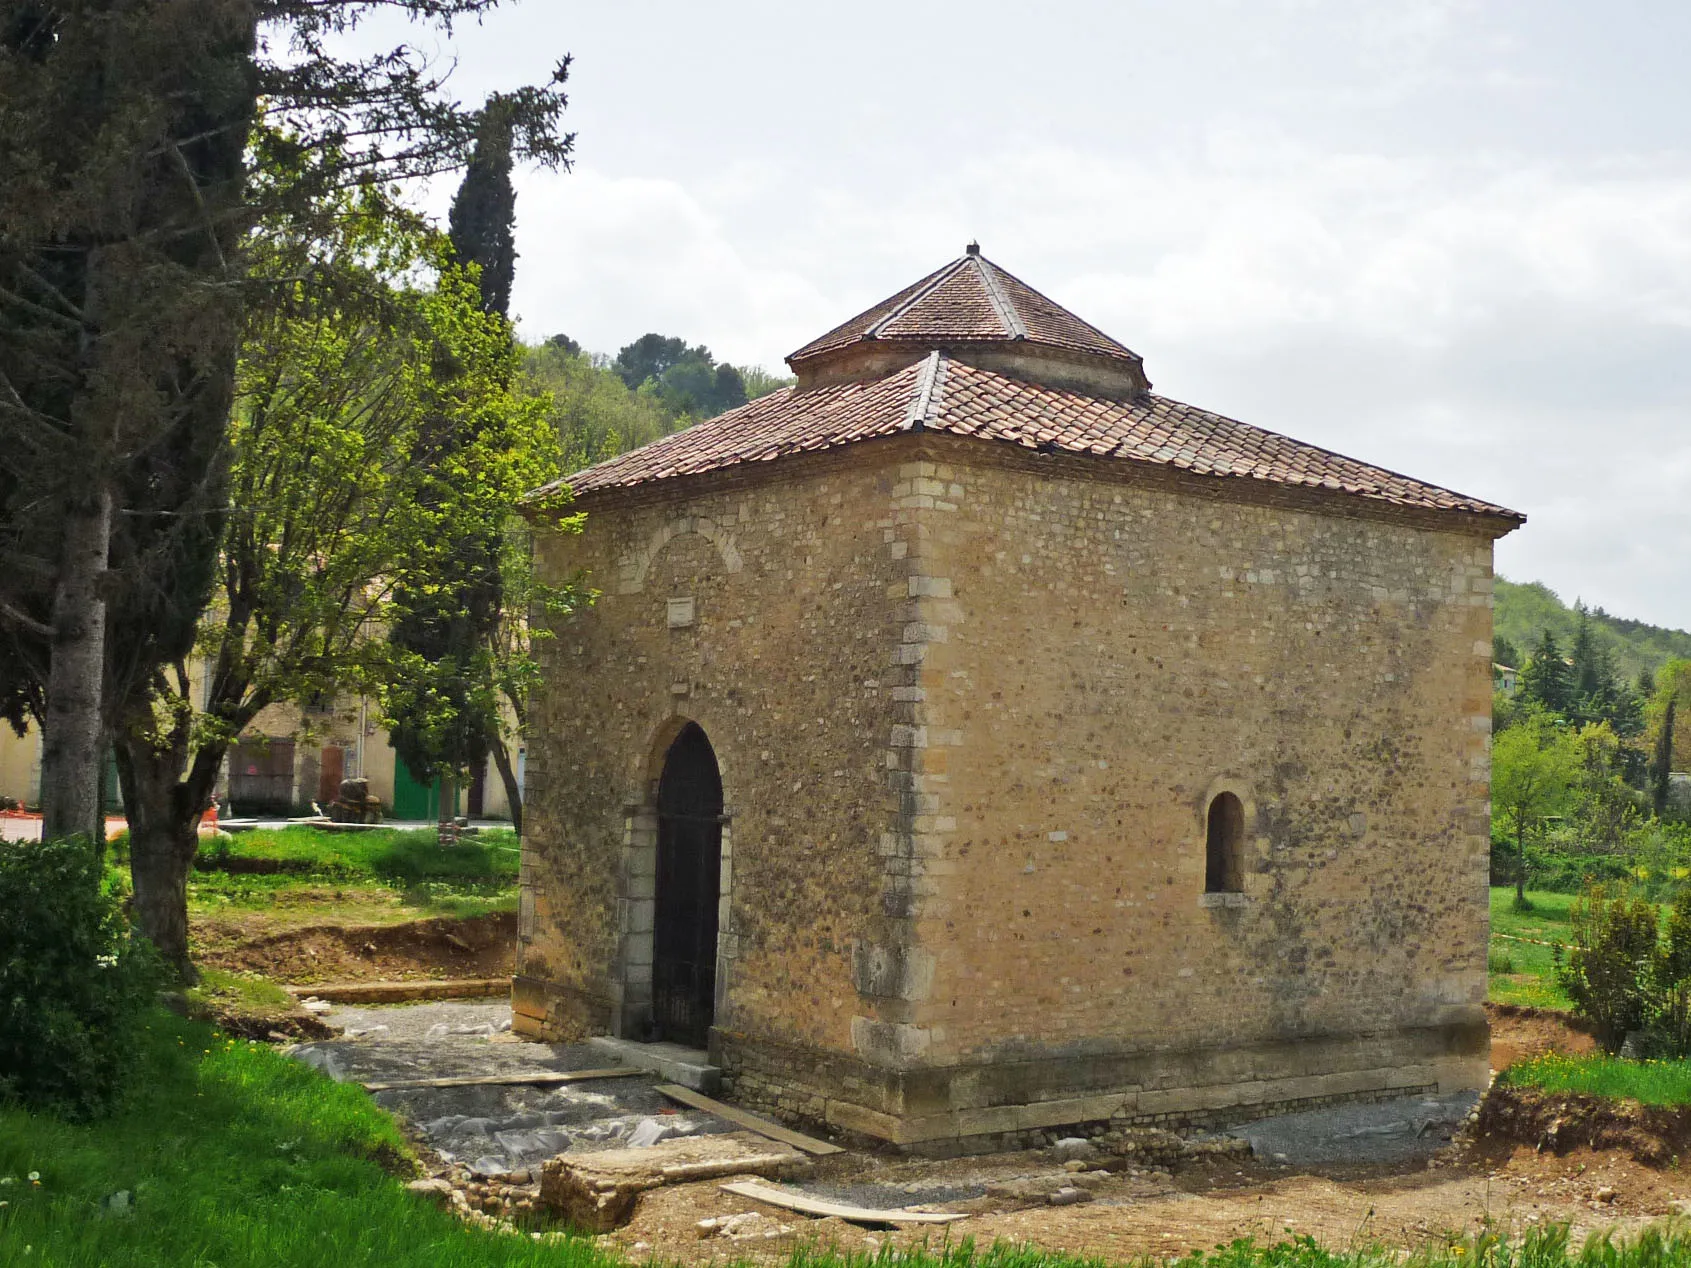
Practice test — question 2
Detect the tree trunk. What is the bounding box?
[115,693,205,981]
[438,770,458,846]
[1516,816,1527,906]
[490,733,522,837]
[40,485,112,844]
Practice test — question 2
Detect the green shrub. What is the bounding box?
[0,837,160,1119]
[1554,883,1659,1051]
[1487,947,1517,974]
[1641,888,1691,1057]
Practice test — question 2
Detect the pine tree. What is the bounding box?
[1519,629,1574,717]
[1571,604,1602,703]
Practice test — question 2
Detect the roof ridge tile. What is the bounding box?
[972,257,1026,339]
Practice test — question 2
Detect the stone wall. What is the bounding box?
[522,430,1504,1150]
[516,447,911,1051]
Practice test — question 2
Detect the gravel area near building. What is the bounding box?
[1220,1090,1482,1167]
[289,1000,735,1177]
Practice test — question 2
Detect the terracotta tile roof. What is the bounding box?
[788,248,1143,370]
[547,351,1523,523]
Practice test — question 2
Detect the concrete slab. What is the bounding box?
[589,1036,721,1093]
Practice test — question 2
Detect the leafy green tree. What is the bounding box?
[1492,710,1581,907]
[1518,629,1574,717]
[613,333,691,390]
[2,0,574,866]
[525,338,678,466]
[740,365,796,400]
[1645,661,1691,818]
[115,205,562,974]
[1569,722,1639,853]
[610,333,754,420]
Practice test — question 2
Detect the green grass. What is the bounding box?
[186,967,298,1015]
[0,1012,614,1266]
[1501,1051,1691,1107]
[196,826,520,883]
[181,827,520,926]
[1490,888,1577,1010]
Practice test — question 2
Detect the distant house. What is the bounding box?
[1493,663,1519,694]
[0,680,518,822]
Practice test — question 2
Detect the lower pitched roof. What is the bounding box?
[536,351,1523,526]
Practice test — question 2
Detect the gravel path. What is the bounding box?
[1219,1090,1481,1166]
[289,1000,735,1177]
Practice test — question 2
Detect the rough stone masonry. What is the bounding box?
[515,247,1522,1154]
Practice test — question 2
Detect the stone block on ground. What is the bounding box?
[538,1131,812,1232]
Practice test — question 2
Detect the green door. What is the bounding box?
[391,758,438,821]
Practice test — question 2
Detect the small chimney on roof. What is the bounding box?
[965,240,981,256]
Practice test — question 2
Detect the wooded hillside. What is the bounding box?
[1495,577,1691,682]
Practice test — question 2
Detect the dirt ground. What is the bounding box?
[196,910,515,985]
[607,1140,1691,1263]
[292,998,1691,1262]
[599,1009,1687,1263]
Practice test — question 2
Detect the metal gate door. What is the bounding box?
[652,723,723,1048]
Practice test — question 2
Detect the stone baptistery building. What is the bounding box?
[516,247,1523,1151]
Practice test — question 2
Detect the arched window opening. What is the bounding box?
[1205,792,1245,894]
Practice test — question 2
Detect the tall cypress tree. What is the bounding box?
[1655,699,1677,818]
[386,95,520,835]
[448,98,517,318]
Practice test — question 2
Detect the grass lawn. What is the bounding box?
[1489,888,1576,1011]
[176,827,520,933]
[0,1011,612,1267]
[1501,1052,1691,1106]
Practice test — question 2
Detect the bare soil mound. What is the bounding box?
[1473,1083,1691,1168]
[1487,1002,1597,1071]
[198,911,515,985]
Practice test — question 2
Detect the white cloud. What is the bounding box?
[509,168,831,370]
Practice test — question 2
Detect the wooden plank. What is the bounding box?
[720,1180,968,1225]
[655,1084,845,1156]
[363,1067,640,1093]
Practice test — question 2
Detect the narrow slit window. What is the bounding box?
[1205,792,1245,894]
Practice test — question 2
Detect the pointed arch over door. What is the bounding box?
[653,722,724,1047]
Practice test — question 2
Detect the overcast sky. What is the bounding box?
[346,1,1691,631]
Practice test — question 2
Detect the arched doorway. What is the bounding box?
[652,723,723,1047]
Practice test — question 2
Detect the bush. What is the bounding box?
[0,837,160,1119]
[1554,883,1659,1051]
